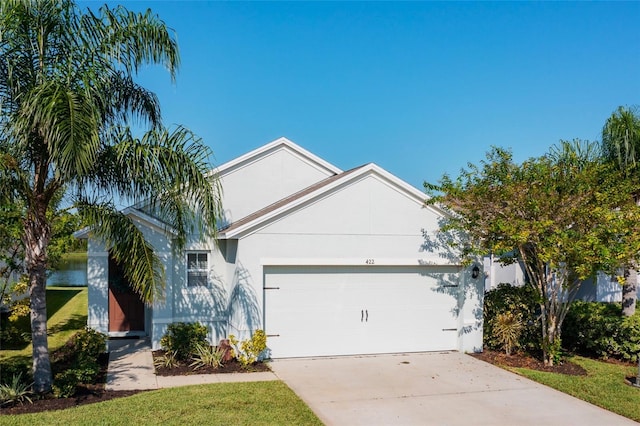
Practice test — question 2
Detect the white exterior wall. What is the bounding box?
[87,238,109,334]
[161,236,229,348]
[483,255,527,292]
[483,257,627,304]
[225,174,483,352]
[596,271,623,302]
[218,146,336,224]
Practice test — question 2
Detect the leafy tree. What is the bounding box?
[426,141,640,365]
[0,196,85,325]
[601,106,640,316]
[0,0,222,393]
[0,201,29,321]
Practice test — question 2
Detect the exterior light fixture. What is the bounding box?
[472,266,480,279]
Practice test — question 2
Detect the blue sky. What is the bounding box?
[85,1,639,189]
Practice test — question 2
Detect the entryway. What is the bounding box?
[108,254,145,334]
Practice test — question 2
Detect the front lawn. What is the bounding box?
[0,381,323,425]
[513,356,640,422]
[0,286,87,367]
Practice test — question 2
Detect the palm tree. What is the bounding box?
[601,106,640,316]
[0,0,222,393]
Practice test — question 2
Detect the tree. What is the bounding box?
[0,196,81,322]
[0,201,29,321]
[426,141,640,365]
[601,106,640,316]
[0,0,222,393]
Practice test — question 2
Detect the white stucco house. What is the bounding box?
[80,137,484,357]
[483,255,627,303]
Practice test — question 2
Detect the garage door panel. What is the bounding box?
[265,266,459,358]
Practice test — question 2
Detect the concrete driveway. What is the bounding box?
[269,352,636,426]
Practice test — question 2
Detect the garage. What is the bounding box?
[264,265,460,358]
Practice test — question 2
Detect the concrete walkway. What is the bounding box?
[105,338,278,391]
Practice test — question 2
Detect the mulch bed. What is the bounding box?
[1,353,149,415]
[470,349,588,376]
[2,350,271,416]
[152,350,271,376]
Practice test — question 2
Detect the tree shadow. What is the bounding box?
[47,313,88,334]
[46,288,84,319]
[172,267,230,344]
[227,262,261,336]
[421,218,484,343]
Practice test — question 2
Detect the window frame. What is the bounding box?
[186,252,209,287]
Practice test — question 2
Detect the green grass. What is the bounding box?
[0,381,323,425]
[60,252,87,262]
[513,356,640,422]
[0,287,87,364]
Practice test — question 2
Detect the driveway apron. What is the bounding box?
[269,351,637,426]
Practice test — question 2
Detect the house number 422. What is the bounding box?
[365,259,375,265]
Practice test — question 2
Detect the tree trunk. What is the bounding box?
[622,266,637,316]
[24,206,52,394]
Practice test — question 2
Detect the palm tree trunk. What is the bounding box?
[24,208,52,394]
[623,265,638,316]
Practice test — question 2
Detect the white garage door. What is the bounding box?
[264,265,460,358]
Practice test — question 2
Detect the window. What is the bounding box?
[187,252,208,287]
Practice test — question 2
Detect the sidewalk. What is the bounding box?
[105,338,278,391]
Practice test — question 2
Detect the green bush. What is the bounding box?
[160,322,208,360]
[73,327,107,357]
[54,327,107,365]
[0,362,31,386]
[484,283,541,353]
[562,301,640,362]
[53,370,79,398]
[51,328,107,398]
[0,323,29,348]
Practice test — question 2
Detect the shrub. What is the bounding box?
[154,350,179,369]
[51,328,107,398]
[562,301,640,362]
[484,283,541,353]
[53,370,79,398]
[0,323,29,348]
[229,330,267,368]
[160,322,208,360]
[0,373,32,407]
[190,343,225,370]
[0,362,31,386]
[73,327,107,357]
[492,312,523,356]
[54,327,107,365]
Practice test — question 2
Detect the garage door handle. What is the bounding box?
[365,310,368,322]
[361,310,364,322]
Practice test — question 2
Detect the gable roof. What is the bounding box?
[209,137,342,178]
[219,162,448,239]
[73,207,178,239]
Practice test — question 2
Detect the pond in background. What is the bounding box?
[47,254,87,287]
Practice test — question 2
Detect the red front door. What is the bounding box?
[108,254,145,332]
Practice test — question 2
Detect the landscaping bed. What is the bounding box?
[152,349,271,376]
[471,349,587,376]
[2,346,271,415]
[1,353,147,415]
